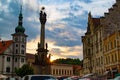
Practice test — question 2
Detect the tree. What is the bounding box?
[15,64,34,78]
[52,58,82,65]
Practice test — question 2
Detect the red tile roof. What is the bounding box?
[0,40,13,54]
[26,53,35,59]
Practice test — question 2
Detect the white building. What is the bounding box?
[0,7,27,77]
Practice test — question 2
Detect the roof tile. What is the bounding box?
[0,40,13,54]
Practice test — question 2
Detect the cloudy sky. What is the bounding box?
[0,0,115,61]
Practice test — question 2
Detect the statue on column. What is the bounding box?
[40,7,47,24]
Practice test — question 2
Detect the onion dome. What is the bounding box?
[15,25,25,33]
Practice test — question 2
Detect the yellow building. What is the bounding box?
[103,31,120,78]
[82,12,104,76]
[82,0,120,78]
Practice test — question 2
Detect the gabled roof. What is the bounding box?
[92,18,100,27]
[0,40,13,54]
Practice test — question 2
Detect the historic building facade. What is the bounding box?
[82,0,120,78]
[103,32,120,78]
[0,7,27,77]
[26,53,74,76]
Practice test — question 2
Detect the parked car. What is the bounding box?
[114,76,120,80]
[22,75,57,80]
[57,76,69,80]
[64,76,80,80]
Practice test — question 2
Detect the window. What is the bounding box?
[67,70,69,75]
[16,44,18,47]
[21,58,24,62]
[88,38,90,44]
[15,58,17,62]
[59,69,61,75]
[114,40,116,48]
[21,50,24,54]
[115,53,117,61]
[21,45,24,48]
[22,38,24,42]
[15,37,18,41]
[62,70,64,75]
[56,69,58,75]
[110,41,113,49]
[53,69,55,75]
[106,57,108,64]
[6,67,10,72]
[16,49,18,54]
[65,70,66,75]
[69,70,71,75]
[7,57,10,62]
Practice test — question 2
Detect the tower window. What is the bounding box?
[15,37,18,41]
[16,44,18,47]
[22,38,24,42]
[16,49,18,54]
[21,50,24,54]
[7,57,10,62]
[21,45,24,48]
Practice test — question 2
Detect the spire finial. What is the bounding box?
[20,5,22,14]
[15,5,25,33]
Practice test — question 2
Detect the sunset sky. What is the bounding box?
[0,0,115,61]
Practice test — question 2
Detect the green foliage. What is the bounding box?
[15,64,34,78]
[52,58,82,65]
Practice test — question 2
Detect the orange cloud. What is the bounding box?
[26,36,83,61]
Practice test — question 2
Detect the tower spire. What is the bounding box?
[19,5,23,26]
[15,5,25,33]
[20,5,22,14]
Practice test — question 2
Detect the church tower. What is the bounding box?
[35,7,50,74]
[11,6,28,69]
